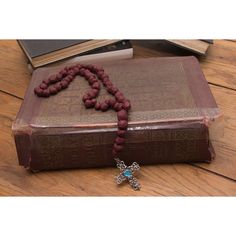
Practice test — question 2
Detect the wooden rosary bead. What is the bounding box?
[113,143,124,152]
[100,74,109,82]
[85,99,94,108]
[79,68,86,76]
[34,87,43,95]
[113,102,123,111]
[87,89,98,98]
[42,78,51,85]
[117,130,127,137]
[115,137,125,145]
[41,89,50,97]
[92,82,100,90]
[82,94,90,102]
[118,120,128,130]
[123,100,131,111]
[59,69,67,76]
[39,83,47,90]
[56,73,63,80]
[117,95,125,103]
[54,83,62,91]
[117,109,128,120]
[48,75,58,83]
[95,102,101,110]
[49,86,58,95]
[108,99,116,107]
[60,81,69,89]
[115,91,123,99]
[100,102,109,112]
[112,149,118,157]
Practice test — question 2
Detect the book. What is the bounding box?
[12,56,220,171]
[166,40,212,55]
[27,40,133,73]
[18,39,121,68]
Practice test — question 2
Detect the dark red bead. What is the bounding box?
[92,82,100,90]
[100,102,109,112]
[54,83,62,91]
[97,71,104,78]
[42,89,50,97]
[67,75,74,82]
[118,120,128,130]
[42,78,51,85]
[113,102,123,111]
[63,77,71,83]
[56,74,63,80]
[117,109,128,120]
[59,69,67,76]
[115,137,125,145]
[34,87,43,95]
[123,100,131,111]
[108,99,116,107]
[115,91,123,98]
[100,74,109,81]
[95,102,101,110]
[113,143,123,152]
[79,68,86,76]
[117,130,127,137]
[112,149,118,157]
[48,75,57,83]
[39,83,47,90]
[117,95,125,103]
[60,81,69,89]
[49,86,58,95]
[87,89,97,98]
[85,100,94,108]
[91,99,97,106]
[82,94,90,102]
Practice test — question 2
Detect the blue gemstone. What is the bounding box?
[123,169,132,178]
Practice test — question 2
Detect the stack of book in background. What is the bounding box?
[18,40,133,73]
[166,40,213,55]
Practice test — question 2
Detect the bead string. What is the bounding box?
[34,64,131,160]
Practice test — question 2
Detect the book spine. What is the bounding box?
[14,122,213,171]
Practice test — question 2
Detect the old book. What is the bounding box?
[166,40,211,55]
[18,39,121,68]
[27,40,133,73]
[12,56,220,171]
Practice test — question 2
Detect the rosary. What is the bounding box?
[34,63,141,190]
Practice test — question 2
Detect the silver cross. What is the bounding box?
[114,158,141,191]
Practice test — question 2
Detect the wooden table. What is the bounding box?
[0,40,236,196]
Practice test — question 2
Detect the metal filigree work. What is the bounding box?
[114,158,141,191]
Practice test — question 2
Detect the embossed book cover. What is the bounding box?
[12,56,220,171]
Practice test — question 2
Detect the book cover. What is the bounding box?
[27,41,133,73]
[18,39,121,68]
[12,56,220,171]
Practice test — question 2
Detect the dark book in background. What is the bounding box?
[18,39,121,68]
[27,40,133,73]
[166,40,213,55]
[12,56,220,171]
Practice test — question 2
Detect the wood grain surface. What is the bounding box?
[0,40,236,196]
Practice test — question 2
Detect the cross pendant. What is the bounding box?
[114,158,141,191]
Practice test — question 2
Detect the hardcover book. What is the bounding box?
[12,56,220,171]
[166,40,212,55]
[18,39,121,68]
[27,40,133,73]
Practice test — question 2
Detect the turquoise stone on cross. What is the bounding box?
[114,158,141,190]
[123,169,132,178]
